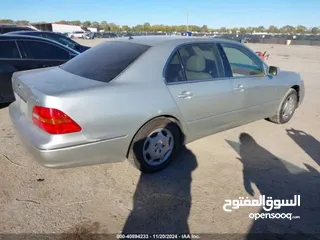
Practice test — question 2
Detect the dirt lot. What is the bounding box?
[1,39,320,238]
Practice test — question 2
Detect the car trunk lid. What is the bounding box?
[12,66,106,121]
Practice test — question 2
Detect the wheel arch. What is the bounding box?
[126,115,186,158]
[291,85,300,102]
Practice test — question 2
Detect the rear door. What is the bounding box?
[0,40,25,102]
[17,40,71,68]
[219,43,280,122]
[165,42,243,140]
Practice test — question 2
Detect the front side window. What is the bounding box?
[178,43,224,81]
[20,41,70,60]
[0,41,20,59]
[221,44,265,77]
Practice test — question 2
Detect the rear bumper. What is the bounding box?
[9,102,128,168]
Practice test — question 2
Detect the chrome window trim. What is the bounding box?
[14,40,22,59]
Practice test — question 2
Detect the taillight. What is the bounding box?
[32,106,82,134]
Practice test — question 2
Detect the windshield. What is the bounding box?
[61,41,150,83]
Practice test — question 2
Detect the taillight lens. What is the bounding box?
[32,106,82,134]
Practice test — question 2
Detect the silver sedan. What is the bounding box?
[9,36,305,173]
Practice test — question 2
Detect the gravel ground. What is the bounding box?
[0,39,320,238]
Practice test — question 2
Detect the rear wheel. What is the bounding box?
[128,117,181,173]
[268,88,298,124]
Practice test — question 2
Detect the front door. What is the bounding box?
[219,43,280,122]
[165,43,244,140]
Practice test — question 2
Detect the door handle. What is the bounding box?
[178,91,193,99]
[234,84,244,91]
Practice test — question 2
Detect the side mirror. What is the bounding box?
[268,66,279,76]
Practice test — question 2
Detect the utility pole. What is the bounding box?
[186,8,189,32]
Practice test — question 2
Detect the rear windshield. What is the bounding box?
[61,41,150,83]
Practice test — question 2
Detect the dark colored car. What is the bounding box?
[6,31,90,53]
[0,35,79,103]
[0,24,35,34]
[95,32,118,38]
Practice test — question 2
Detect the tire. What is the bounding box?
[268,88,298,124]
[128,117,181,173]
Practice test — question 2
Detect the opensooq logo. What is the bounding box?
[223,195,300,212]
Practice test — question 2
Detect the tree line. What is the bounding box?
[1,19,319,34]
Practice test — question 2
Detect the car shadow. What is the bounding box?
[286,128,320,168]
[228,133,320,239]
[122,145,198,235]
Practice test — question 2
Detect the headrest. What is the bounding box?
[186,55,206,72]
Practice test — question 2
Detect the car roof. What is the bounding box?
[0,34,80,54]
[0,24,28,27]
[5,30,55,35]
[111,35,240,47]
[0,34,48,40]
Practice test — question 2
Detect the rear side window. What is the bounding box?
[178,43,225,81]
[61,41,150,83]
[20,40,70,60]
[0,41,20,59]
[43,33,78,50]
[165,43,225,83]
[165,52,185,83]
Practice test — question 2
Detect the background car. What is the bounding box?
[5,31,90,52]
[67,31,85,38]
[9,36,304,173]
[83,31,95,39]
[0,35,79,103]
[0,24,36,34]
[95,32,118,38]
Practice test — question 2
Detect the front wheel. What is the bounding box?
[128,117,181,173]
[268,88,298,124]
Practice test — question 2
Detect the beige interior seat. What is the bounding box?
[185,55,212,81]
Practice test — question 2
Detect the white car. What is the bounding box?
[68,31,85,39]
